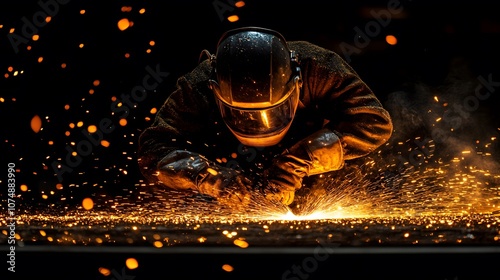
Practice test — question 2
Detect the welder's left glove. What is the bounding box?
[156,150,253,209]
[263,128,345,205]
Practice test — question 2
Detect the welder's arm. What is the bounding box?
[264,42,393,205]
[264,128,343,205]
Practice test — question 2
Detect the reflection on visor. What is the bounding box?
[216,85,299,137]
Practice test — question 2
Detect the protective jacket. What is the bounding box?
[137,41,393,197]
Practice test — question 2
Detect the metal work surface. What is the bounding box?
[3,213,500,279]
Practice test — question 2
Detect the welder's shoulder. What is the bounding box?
[289,41,325,53]
[183,59,212,86]
[170,59,212,100]
[288,41,345,65]
[289,41,356,76]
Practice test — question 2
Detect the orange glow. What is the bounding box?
[38,57,43,63]
[64,104,70,110]
[93,80,100,86]
[87,125,97,133]
[89,89,94,94]
[79,43,84,48]
[197,236,207,243]
[233,239,249,248]
[56,183,63,190]
[31,115,42,133]
[222,264,234,272]
[227,15,239,22]
[149,40,155,46]
[80,10,86,15]
[48,140,54,145]
[118,18,130,31]
[207,168,218,176]
[121,6,132,12]
[235,1,245,8]
[153,241,163,248]
[98,267,111,276]
[9,28,15,33]
[4,73,8,78]
[150,107,157,114]
[101,140,110,147]
[20,185,28,192]
[45,16,51,23]
[119,118,127,126]
[82,198,94,210]
[386,35,398,45]
[125,258,139,269]
[8,66,13,72]
[124,53,130,58]
[77,121,84,127]
[32,34,39,41]
[139,8,146,14]
[61,63,67,69]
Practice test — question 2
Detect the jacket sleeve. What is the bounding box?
[285,41,393,175]
[137,60,221,191]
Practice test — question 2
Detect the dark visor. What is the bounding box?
[215,84,299,137]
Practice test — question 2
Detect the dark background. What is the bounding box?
[1,0,500,208]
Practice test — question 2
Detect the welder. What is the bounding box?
[137,26,393,211]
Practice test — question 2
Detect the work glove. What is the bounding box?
[263,154,304,206]
[263,128,345,206]
[197,165,253,208]
[157,150,253,208]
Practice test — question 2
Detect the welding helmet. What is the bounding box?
[208,27,302,147]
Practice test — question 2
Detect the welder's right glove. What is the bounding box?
[263,128,345,206]
[263,154,304,206]
[157,150,253,207]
